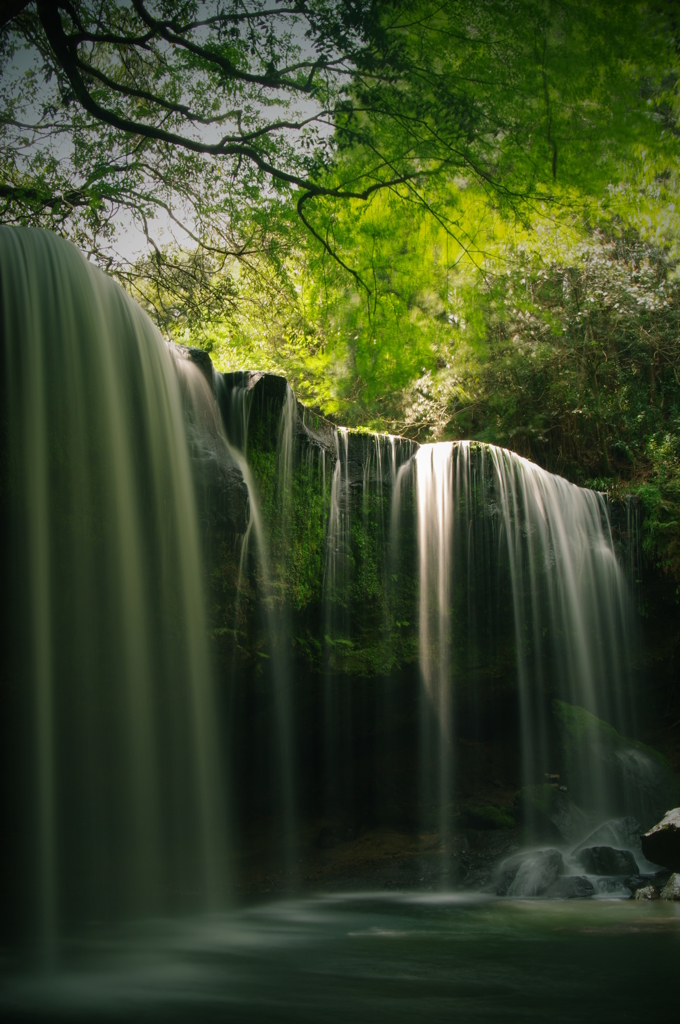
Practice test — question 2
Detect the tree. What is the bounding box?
[1,1,674,282]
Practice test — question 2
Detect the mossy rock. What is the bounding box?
[552,700,678,829]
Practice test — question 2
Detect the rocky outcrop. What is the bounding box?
[215,369,417,481]
[634,885,659,900]
[553,701,678,828]
[660,872,680,900]
[496,849,564,896]
[576,846,638,875]
[173,346,250,534]
[641,808,680,871]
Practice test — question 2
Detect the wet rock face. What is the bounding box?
[543,875,595,899]
[660,872,680,900]
[576,846,638,876]
[641,808,680,871]
[496,849,564,896]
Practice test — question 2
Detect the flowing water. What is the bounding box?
[0,228,227,962]
[414,441,637,838]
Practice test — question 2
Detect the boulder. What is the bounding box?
[496,849,564,897]
[576,846,638,875]
[552,701,678,828]
[544,875,595,899]
[634,885,658,900]
[660,872,680,900]
[640,808,680,871]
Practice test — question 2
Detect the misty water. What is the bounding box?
[1,228,678,1020]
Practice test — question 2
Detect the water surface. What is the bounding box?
[3,893,677,1022]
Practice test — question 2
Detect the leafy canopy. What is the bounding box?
[1,0,674,274]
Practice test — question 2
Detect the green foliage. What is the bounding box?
[2,1,677,287]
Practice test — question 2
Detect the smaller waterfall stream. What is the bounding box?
[416,444,455,847]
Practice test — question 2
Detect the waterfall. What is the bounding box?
[415,441,637,834]
[0,228,227,962]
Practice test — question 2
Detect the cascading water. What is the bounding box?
[416,444,455,846]
[0,228,227,962]
[415,440,638,837]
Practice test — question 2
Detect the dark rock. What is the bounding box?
[576,846,638,875]
[496,848,564,897]
[660,872,680,900]
[184,346,215,388]
[634,885,658,900]
[640,808,680,871]
[553,701,678,828]
[544,875,595,899]
[172,346,250,533]
[215,369,416,485]
[217,370,337,456]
